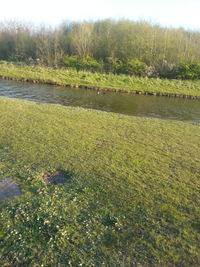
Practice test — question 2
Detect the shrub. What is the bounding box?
[62,56,80,69]
[155,60,176,78]
[105,57,123,74]
[173,63,200,79]
[62,56,102,72]
[123,59,148,76]
[78,56,102,72]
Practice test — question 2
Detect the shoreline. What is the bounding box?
[1,75,200,100]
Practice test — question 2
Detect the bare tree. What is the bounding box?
[69,22,94,57]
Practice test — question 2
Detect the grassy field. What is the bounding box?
[0,61,200,97]
[0,97,200,266]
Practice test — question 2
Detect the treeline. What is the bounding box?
[1,19,200,79]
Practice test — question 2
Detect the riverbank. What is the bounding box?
[0,62,200,99]
[0,97,200,265]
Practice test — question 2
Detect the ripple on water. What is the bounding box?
[0,79,199,122]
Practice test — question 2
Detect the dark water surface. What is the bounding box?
[0,79,200,122]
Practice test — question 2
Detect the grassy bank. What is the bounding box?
[0,61,200,98]
[0,97,200,266]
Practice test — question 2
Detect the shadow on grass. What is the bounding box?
[42,169,73,185]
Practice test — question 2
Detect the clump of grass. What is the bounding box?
[0,61,200,96]
[0,97,200,266]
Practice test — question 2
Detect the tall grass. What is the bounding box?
[0,61,200,97]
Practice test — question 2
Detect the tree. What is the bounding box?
[69,22,94,57]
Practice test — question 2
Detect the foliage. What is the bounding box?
[105,57,123,73]
[62,55,79,68]
[62,55,102,72]
[123,59,148,76]
[155,60,176,78]
[172,63,200,79]
[1,20,200,78]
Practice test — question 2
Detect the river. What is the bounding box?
[0,79,199,122]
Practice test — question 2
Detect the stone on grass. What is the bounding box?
[0,178,21,202]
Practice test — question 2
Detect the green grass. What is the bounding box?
[0,97,200,266]
[0,61,200,97]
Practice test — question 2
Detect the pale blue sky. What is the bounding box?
[1,0,200,30]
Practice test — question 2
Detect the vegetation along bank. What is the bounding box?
[0,62,200,99]
[2,19,200,80]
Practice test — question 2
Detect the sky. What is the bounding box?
[1,0,200,30]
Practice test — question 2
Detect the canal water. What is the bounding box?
[0,79,199,122]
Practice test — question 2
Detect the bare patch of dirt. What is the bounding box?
[43,171,71,185]
[0,178,21,202]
